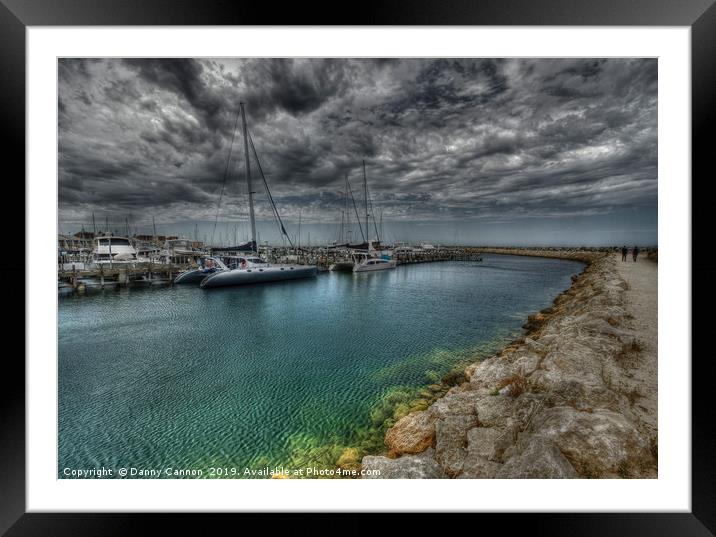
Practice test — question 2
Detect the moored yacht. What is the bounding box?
[92,236,140,264]
[200,256,316,287]
[200,102,317,289]
[353,252,397,272]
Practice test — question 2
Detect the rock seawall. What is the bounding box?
[362,249,657,479]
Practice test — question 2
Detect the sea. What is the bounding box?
[58,253,584,478]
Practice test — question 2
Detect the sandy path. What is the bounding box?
[614,253,658,434]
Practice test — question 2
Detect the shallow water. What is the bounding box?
[58,253,583,477]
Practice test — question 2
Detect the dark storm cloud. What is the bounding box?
[58,57,657,233]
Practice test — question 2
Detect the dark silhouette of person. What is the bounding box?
[621,246,628,262]
[632,245,640,262]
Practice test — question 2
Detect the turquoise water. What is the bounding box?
[58,253,583,477]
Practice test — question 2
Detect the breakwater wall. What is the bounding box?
[363,249,658,479]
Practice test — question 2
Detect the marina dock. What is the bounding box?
[58,248,484,291]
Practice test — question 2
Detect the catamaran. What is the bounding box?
[352,241,397,272]
[200,103,317,288]
[353,257,397,272]
[174,256,228,284]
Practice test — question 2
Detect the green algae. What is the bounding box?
[278,336,517,478]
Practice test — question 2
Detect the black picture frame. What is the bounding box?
[2,0,711,534]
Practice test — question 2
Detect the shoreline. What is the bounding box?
[362,249,658,479]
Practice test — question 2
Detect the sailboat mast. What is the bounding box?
[339,209,344,244]
[240,102,257,253]
[344,174,350,242]
[363,160,369,245]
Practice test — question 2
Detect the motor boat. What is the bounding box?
[91,236,140,264]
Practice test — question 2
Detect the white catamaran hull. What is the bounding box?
[353,259,397,272]
[174,268,223,284]
[200,265,317,288]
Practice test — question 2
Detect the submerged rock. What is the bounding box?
[362,448,446,479]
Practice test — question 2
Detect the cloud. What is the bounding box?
[58,57,657,240]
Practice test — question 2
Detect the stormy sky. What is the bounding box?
[58,58,657,246]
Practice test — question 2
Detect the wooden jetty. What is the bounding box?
[58,262,191,290]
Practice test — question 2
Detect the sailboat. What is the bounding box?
[329,175,358,272]
[351,160,396,273]
[200,103,317,288]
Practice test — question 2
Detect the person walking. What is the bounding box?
[621,245,628,262]
[632,245,640,262]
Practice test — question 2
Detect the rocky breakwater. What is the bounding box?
[362,250,657,479]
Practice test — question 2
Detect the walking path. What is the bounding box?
[614,253,658,434]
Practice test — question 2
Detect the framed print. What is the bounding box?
[2,0,713,534]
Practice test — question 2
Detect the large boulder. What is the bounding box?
[467,356,517,391]
[457,427,504,478]
[385,410,436,456]
[428,391,479,420]
[497,438,577,478]
[473,394,515,428]
[458,455,502,478]
[435,415,478,477]
[525,406,654,477]
[361,448,446,479]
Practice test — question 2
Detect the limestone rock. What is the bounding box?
[458,454,502,478]
[385,410,436,456]
[466,426,503,459]
[474,395,514,428]
[512,351,542,377]
[428,391,479,420]
[361,448,446,479]
[468,357,516,391]
[435,415,478,477]
[497,439,577,478]
[526,406,653,477]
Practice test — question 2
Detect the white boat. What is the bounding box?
[91,236,140,264]
[352,243,397,272]
[353,255,397,272]
[200,102,317,289]
[200,257,317,288]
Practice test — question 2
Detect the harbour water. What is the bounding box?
[58,253,584,477]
